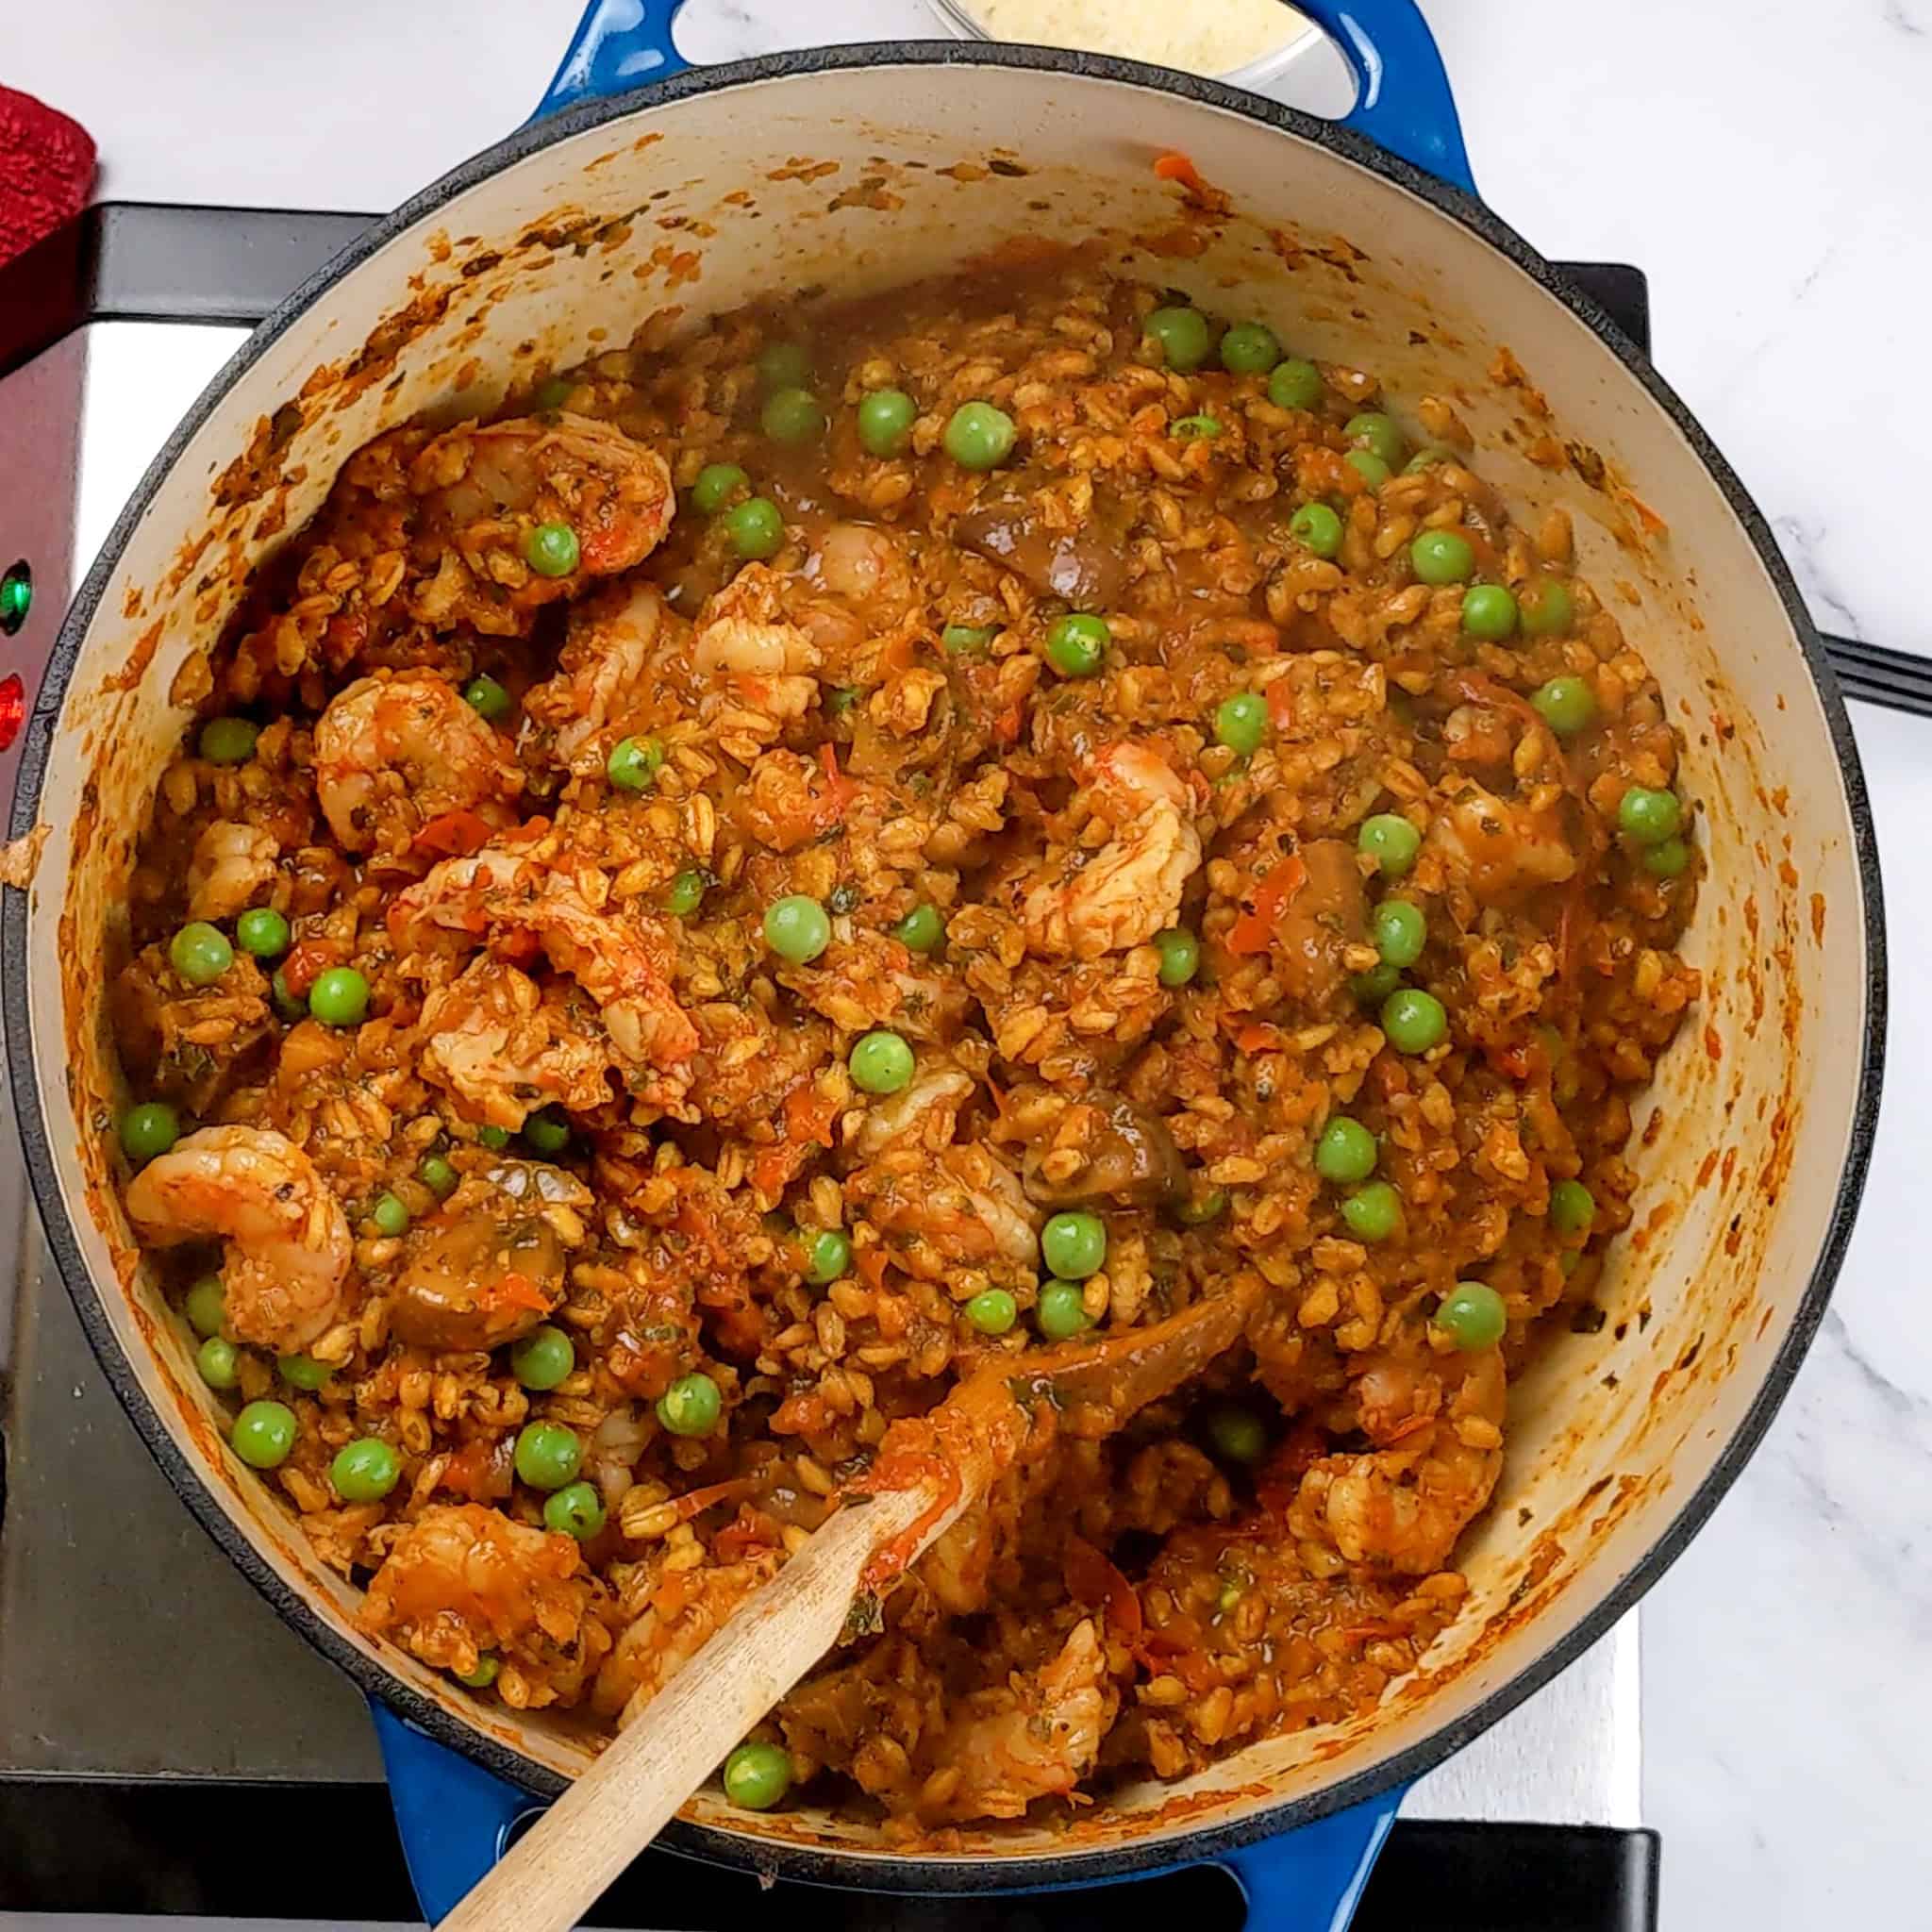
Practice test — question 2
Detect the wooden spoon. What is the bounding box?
[438,1280,1257,1932]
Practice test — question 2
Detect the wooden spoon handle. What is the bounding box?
[437,1480,943,1932]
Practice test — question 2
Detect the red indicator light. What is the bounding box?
[0,674,25,752]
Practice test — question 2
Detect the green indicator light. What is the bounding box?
[0,562,30,638]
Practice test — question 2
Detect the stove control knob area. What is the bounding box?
[0,558,28,753]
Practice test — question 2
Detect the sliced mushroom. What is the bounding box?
[390,1211,566,1352]
[1019,1088,1186,1209]
[956,477,1130,609]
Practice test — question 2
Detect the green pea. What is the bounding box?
[724,1740,792,1811]
[270,970,305,1022]
[462,675,511,722]
[1618,786,1682,846]
[1344,412,1405,468]
[1518,576,1574,637]
[533,375,575,410]
[724,496,785,559]
[513,1421,583,1490]
[522,1108,571,1156]
[511,1324,575,1391]
[1037,1280,1093,1340]
[1290,502,1343,558]
[1314,1116,1377,1185]
[1341,1180,1402,1243]
[1373,898,1426,969]
[942,402,1016,471]
[1381,987,1448,1055]
[1351,961,1402,1005]
[170,921,233,988]
[476,1124,511,1150]
[1550,1179,1596,1236]
[1267,358,1324,410]
[757,341,811,393]
[1460,584,1519,641]
[277,1353,329,1391]
[1644,836,1690,879]
[184,1274,225,1339]
[524,521,579,577]
[1404,445,1455,474]
[761,387,824,446]
[1171,413,1223,441]
[656,1372,722,1438]
[119,1101,179,1163]
[235,907,291,959]
[764,894,831,964]
[418,1154,458,1200]
[857,389,917,458]
[691,462,750,514]
[1214,691,1269,756]
[1154,927,1200,989]
[1044,613,1108,678]
[1531,675,1597,737]
[1207,1404,1268,1465]
[197,716,259,764]
[664,869,708,917]
[802,1227,852,1286]
[544,1480,607,1540]
[849,1029,914,1095]
[456,1655,499,1690]
[1041,1210,1106,1281]
[1174,1187,1228,1226]
[197,1336,241,1390]
[965,1289,1017,1336]
[308,967,370,1027]
[231,1399,297,1470]
[1345,449,1391,491]
[1357,812,1421,877]
[606,734,664,791]
[371,1191,410,1238]
[1144,305,1210,372]
[331,1437,401,1503]
[891,904,944,953]
[1410,528,1476,586]
[942,624,995,656]
[1220,322,1280,374]
[1434,1280,1507,1351]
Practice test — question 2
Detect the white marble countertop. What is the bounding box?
[8,1,1930,1924]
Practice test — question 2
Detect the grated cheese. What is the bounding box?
[965,0,1311,78]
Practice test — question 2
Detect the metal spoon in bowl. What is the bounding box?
[439,1278,1260,1932]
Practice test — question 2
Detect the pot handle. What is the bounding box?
[374,1690,1407,1929]
[371,1701,537,1925]
[1216,1786,1407,1929]
[531,0,693,123]
[1284,2,1475,195]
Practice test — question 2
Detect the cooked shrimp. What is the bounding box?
[691,564,823,721]
[858,1142,1041,1276]
[1290,1347,1507,1575]
[390,841,698,1113]
[853,1067,975,1156]
[408,413,675,634]
[418,957,619,1127]
[524,581,675,776]
[186,820,279,922]
[1024,741,1202,960]
[125,1124,350,1353]
[922,1619,1115,1822]
[594,1550,783,1727]
[359,1503,591,1673]
[313,674,523,853]
[1426,782,1577,905]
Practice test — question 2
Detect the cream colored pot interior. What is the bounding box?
[15,58,1871,1872]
